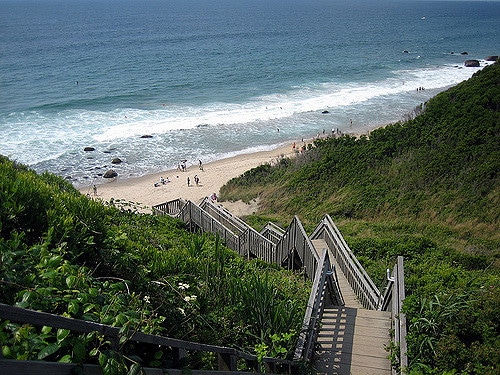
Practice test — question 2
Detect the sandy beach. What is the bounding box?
[80,141,302,215]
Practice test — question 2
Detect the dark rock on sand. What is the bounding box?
[84,147,95,152]
[103,169,118,178]
[464,59,480,67]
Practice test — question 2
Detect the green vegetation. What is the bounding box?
[0,156,310,372]
[220,62,500,374]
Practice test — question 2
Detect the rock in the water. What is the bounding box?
[84,147,95,152]
[461,51,468,55]
[486,55,498,61]
[464,59,480,67]
[111,158,122,164]
[322,110,329,114]
[103,169,118,178]
[140,135,153,138]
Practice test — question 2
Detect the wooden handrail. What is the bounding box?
[294,250,342,361]
[0,303,298,374]
[152,200,404,371]
[275,216,319,279]
[379,256,408,374]
[310,215,381,309]
[260,222,286,244]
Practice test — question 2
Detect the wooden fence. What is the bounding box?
[0,303,299,375]
[275,216,319,279]
[294,250,344,362]
[260,221,286,244]
[380,256,408,374]
[152,198,186,216]
[152,200,407,371]
[310,215,381,310]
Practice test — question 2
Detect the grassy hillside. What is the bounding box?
[0,156,310,372]
[220,62,500,374]
[222,62,499,231]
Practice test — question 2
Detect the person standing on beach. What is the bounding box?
[93,185,97,196]
[187,177,190,187]
[199,159,203,171]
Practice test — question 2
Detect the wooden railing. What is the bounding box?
[310,215,381,309]
[152,200,407,371]
[380,256,408,374]
[260,221,286,244]
[0,303,298,375]
[199,198,249,235]
[153,199,337,364]
[156,200,316,272]
[275,216,319,279]
[152,198,187,216]
[294,250,344,362]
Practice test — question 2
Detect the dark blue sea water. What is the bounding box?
[1,0,499,186]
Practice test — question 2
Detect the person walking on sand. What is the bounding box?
[199,159,203,171]
[93,185,97,196]
[187,177,190,187]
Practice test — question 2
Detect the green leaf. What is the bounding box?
[128,363,142,375]
[99,352,108,368]
[2,345,12,358]
[119,334,128,345]
[38,343,59,359]
[66,275,77,288]
[153,350,163,360]
[58,354,72,363]
[89,348,99,357]
[57,328,70,343]
[41,325,52,334]
[68,300,79,315]
[73,340,86,363]
[83,303,96,313]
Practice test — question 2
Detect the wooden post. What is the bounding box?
[218,352,237,371]
[172,347,187,368]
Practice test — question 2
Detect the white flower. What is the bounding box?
[178,282,190,290]
[177,308,185,315]
[143,295,150,304]
[183,295,197,302]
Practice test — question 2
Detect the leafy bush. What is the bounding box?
[0,156,310,371]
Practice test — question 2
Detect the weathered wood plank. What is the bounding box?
[0,360,279,375]
[314,304,392,374]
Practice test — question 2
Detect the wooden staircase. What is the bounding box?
[311,239,392,375]
[153,199,406,374]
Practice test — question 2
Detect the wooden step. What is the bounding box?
[314,306,392,375]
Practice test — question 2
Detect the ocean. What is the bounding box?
[1,0,499,187]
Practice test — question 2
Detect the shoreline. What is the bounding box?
[79,139,307,213]
[78,128,373,214]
